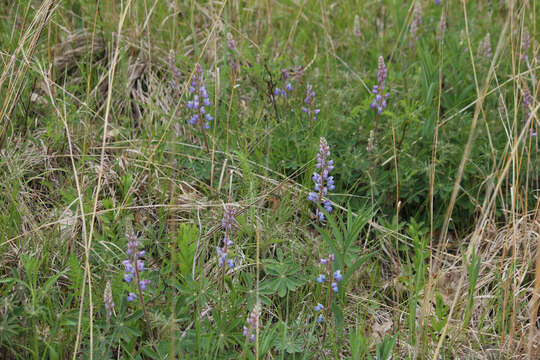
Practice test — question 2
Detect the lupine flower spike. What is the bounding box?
[308,137,334,221]
[273,69,294,99]
[104,280,114,324]
[123,234,149,300]
[371,56,389,116]
[409,3,422,50]
[169,50,182,90]
[302,84,320,130]
[353,14,361,39]
[218,206,236,287]
[186,63,212,150]
[478,33,492,60]
[436,12,447,42]
[122,233,153,335]
[227,33,239,75]
[314,254,342,327]
[521,30,530,62]
[243,303,261,343]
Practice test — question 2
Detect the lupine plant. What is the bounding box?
[302,84,320,131]
[370,55,389,169]
[273,69,294,99]
[243,303,261,342]
[308,137,335,221]
[478,33,492,60]
[227,33,239,75]
[122,233,153,335]
[169,50,182,91]
[217,206,236,288]
[521,30,530,62]
[103,280,114,325]
[436,12,447,42]
[409,3,422,49]
[370,56,389,116]
[186,63,213,151]
[314,254,342,335]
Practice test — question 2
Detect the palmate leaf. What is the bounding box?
[260,258,305,298]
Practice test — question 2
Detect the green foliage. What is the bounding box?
[261,250,306,298]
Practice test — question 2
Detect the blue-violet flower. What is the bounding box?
[370,56,389,115]
[308,137,334,221]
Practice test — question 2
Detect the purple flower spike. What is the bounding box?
[186,63,213,130]
[217,207,236,272]
[243,304,261,343]
[409,3,422,49]
[522,88,533,123]
[371,56,389,115]
[308,138,334,221]
[123,234,149,301]
[302,84,320,127]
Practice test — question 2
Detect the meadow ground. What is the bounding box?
[0,0,538,359]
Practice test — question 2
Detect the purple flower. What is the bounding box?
[409,4,422,49]
[521,30,530,62]
[123,234,149,301]
[104,280,114,323]
[478,33,492,60]
[186,64,213,130]
[243,304,261,343]
[522,88,533,122]
[371,56,389,115]
[217,207,236,269]
[334,270,342,282]
[436,13,447,42]
[127,292,137,302]
[308,138,334,220]
[169,50,182,90]
[317,274,326,283]
[314,303,324,312]
[302,84,320,125]
[273,69,295,99]
[317,314,324,323]
[139,279,151,291]
[331,282,338,292]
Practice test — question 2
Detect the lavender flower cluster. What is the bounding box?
[478,33,492,60]
[227,33,239,74]
[521,30,530,62]
[370,56,389,115]
[169,50,182,90]
[187,63,213,129]
[273,69,294,98]
[242,303,261,342]
[409,3,422,49]
[122,233,150,302]
[302,84,321,125]
[104,280,114,324]
[217,207,236,269]
[308,137,335,221]
[314,254,342,323]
